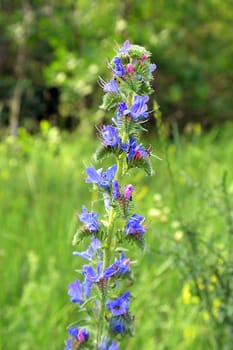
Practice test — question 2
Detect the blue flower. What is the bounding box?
[106,291,131,316]
[83,261,117,284]
[78,205,99,233]
[116,101,128,119]
[113,57,125,77]
[73,237,102,261]
[130,95,149,119]
[119,40,131,55]
[99,77,119,93]
[68,278,91,303]
[86,165,117,191]
[104,253,130,277]
[127,137,149,161]
[109,316,127,334]
[125,214,146,235]
[112,180,121,199]
[68,326,79,338]
[67,326,89,345]
[114,253,130,275]
[116,96,149,120]
[101,125,120,147]
[64,338,72,350]
[99,338,119,350]
[150,63,157,72]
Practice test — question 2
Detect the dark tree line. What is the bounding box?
[0,0,232,134]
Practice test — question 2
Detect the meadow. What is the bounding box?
[0,121,232,350]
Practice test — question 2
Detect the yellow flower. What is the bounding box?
[148,208,161,218]
[210,275,217,284]
[160,214,168,223]
[174,230,183,241]
[1,170,9,179]
[212,298,221,317]
[191,296,200,305]
[183,326,196,341]
[202,311,210,322]
[182,284,192,304]
[153,193,162,202]
[213,298,221,309]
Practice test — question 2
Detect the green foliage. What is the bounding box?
[127,156,154,176]
[100,92,122,111]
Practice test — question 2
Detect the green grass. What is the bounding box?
[0,122,232,349]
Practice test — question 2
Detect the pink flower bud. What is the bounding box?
[141,53,147,61]
[123,258,130,267]
[124,184,134,199]
[126,63,134,73]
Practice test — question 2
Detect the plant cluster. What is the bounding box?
[64,41,156,350]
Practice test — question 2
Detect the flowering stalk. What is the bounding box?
[64,40,156,350]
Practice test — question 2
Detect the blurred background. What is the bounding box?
[0,1,233,350]
[1,0,232,134]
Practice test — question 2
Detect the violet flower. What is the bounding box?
[119,40,131,55]
[99,338,119,350]
[101,125,120,148]
[68,278,92,303]
[78,205,99,233]
[86,164,117,191]
[106,291,131,316]
[125,214,146,235]
[113,57,125,77]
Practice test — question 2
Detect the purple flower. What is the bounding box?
[121,141,129,152]
[67,326,89,345]
[126,214,146,235]
[124,184,134,200]
[99,338,119,350]
[83,261,118,285]
[64,339,72,350]
[116,101,128,119]
[86,165,117,191]
[68,278,91,303]
[150,63,157,72]
[113,57,125,77]
[82,262,104,283]
[112,180,121,199]
[103,253,130,278]
[73,237,102,261]
[101,125,120,147]
[78,205,99,233]
[109,316,127,334]
[99,77,119,93]
[119,40,131,54]
[127,137,149,161]
[106,291,131,316]
[130,95,149,119]
[115,253,130,275]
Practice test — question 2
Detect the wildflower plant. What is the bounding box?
[64,40,156,350]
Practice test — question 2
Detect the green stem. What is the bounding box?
[96,156,123,347]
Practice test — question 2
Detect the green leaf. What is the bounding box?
[128,156,154,176]
[126,233,146,251]
[100,92,121,111]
